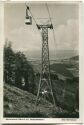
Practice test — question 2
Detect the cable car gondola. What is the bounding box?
[25,6,32,25]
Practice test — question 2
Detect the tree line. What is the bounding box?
[4,41,36,94]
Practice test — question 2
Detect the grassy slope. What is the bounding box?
[4,83,68,118]
[4,83,79,118]
[4,83,55,117]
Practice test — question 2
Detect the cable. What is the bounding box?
[25,2,42,37]
[25,2,42,61]
[25,2,57,59]
[46,3,56,44]
[25,3,37,26]
[46,3,57,59]
[46,3,52,25]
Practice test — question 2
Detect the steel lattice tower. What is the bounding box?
[36,24,56,106]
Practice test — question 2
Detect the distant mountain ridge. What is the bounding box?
[24,50,78,60]
[50,55,79,78]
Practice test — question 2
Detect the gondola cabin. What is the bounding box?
[25,16,32,25]
[25,7,32,25]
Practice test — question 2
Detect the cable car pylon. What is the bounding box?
[25,3,56,107]
[35,24,56,107]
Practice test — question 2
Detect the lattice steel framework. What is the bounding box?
[36,24,56,106]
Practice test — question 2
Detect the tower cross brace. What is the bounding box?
[36,24,56,106]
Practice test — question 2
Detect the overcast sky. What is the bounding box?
[5,2,79,52]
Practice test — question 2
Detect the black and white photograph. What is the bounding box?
[3,1,79,119]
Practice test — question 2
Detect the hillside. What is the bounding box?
[4,83,54,117]
[50,55,79,78]
[50,63,73,78]
[4,83,79,118]
[3,45,79,118]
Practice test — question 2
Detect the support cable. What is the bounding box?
[25,2,42,61]
[45,3,56,106]
[25,3,42,37]
[25,2,42,32]
[25,3,37,26]
[46,3,57,57]
[46,3,52,25]
[25,3,56,106]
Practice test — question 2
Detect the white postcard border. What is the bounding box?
[0,1,84,124]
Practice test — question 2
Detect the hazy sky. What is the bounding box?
[5,2,79,52]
